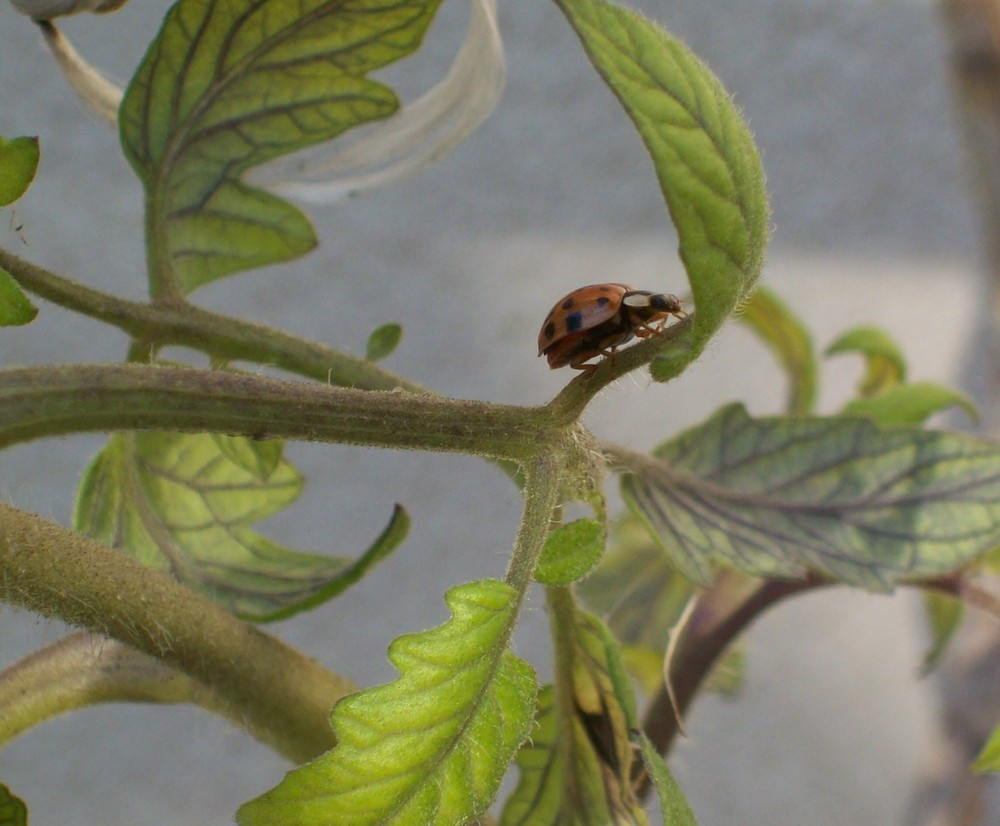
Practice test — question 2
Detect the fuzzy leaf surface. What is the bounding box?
[502,608,647,826]
[535,518,606,585]
[120,0,444,293]
[637,733,697,826]
[75,432,405,620]
[239,579,536,826]
[554,0,769,380]
[623,403,1000,589]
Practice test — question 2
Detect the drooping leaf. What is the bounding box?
[623,403,1000,590]
[0,135,39,206]
[0,268,37,326]
[826,326,907,398]
[239,579,536,826]
[0,782,27,826]
[502,604,648,826]
[919,591,964,676]
[365,322,403,362]
[637,733,698,826]
[554,0,769,382]
[738,286,816,415]
[841,382,979,427]
[535,517,606,585]
[975,724,1000,773]
[120,0,445,294]
[74,431,406,621]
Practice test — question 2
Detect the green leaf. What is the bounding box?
[738,286,816,415]
[841,382,979,427]
[554,0,769,381]
[919,591,963,676]
[74,432,406,621]
[0,782,27,826]
[502,605,648,826]
[579,516,742,697]
[0,135,39,206]
[120,0,445,294]
[637,733,698,826]
[580,516,695,652]
[239,579,536,826]
[535,517,606,585]
[0,268,37,326]
[975,724,1000,773]
[623,403,1000,590]
[826,326,907,397]
[212,432,283,480]
[366,322,403,362]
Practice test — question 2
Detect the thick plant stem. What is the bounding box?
[504,453,561,594]
[0,363,560,460]
[0,504,350,763]
[0,632,250,749]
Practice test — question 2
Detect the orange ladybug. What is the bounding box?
[537,283,684,373]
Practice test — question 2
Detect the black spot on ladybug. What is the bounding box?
[565,311,584,332]
[596,297,610,308]
[543,321,556,341]
[562,297,575,310]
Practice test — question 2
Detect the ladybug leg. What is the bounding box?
[569,347,618,377]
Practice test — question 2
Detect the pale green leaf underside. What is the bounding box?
[120,0,444,293]
[0,782,27,826]
[74,431,405,620]
[0,268,37,327]
[624,403,1000,589]
[0,135,39,206]
[239,579,536,826]
[554,0,769,377]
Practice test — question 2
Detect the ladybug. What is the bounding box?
[537,283,684,373]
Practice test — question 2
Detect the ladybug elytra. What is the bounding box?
[537,283,684,374]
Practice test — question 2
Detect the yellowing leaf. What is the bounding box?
[239,579,536,826]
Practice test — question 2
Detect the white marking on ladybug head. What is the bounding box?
[622,292,654,308]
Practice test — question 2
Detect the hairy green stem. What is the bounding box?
[544,316,696,424]
[0,246,423,391]
[504,453,561,594]
[0,503,350,762]
[0,363,560,460]
[0,632,249,749]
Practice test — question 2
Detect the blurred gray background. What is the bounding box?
[0,0,986,823]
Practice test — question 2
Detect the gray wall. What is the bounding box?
[0,0,982,823]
